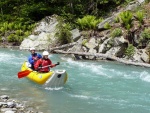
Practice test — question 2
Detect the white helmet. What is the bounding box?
[30,47,35,51]
[42,51,49,56]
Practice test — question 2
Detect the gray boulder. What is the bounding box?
[20,15,58,50]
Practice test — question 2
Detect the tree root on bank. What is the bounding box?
[53,50,150,68]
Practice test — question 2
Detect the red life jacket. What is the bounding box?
[34,58,52,72]
[32,55,39,64]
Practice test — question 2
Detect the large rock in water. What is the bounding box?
[20,15,58,50]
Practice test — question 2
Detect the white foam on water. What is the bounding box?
[0,88,9,91]
[61,57,72,61]
[70,94,90,99]
[0,52,25,61]
[0,53,13,62]
[69,94,128,104]
[59,56,150,82]
[130,103,149,109]
[62,57,127,79]
[69,58,140,80]
[45,87,63,91]
[62,57,110,77]
[140,71,150,82]
[105,68,144,80]
[123,74,135,79]
[0,52,26,66]
[118,70,145,80]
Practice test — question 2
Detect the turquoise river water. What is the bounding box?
[0,48,150,113]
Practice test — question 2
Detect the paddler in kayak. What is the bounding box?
[34,51,59,73]
[28,47,42,70]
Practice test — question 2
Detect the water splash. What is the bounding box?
[140,71,150,82]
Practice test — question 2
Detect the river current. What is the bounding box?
[0,48,150,113]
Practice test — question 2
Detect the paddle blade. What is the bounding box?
[18,70,32,79]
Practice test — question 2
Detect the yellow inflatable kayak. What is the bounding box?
[21,61,68,87]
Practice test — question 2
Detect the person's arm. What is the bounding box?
[49,59,57,68]
[28,55,34,65]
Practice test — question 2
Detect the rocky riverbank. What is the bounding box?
[0,43,19,49]
[0,95,42,113]
[18,1,150,67]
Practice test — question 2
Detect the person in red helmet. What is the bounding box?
[34,51,59,73]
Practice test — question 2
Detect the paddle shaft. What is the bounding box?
[38,65,51,69]
[38,63,59,69]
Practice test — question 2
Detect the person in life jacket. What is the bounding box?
[34,51,59,73]
[28,47,42,70]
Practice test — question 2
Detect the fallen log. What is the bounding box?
[54,50,150,68]
[49,42,77,52]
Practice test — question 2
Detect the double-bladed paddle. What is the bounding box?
[17,62,60,79]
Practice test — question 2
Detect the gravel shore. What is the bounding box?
[0,95,42,113]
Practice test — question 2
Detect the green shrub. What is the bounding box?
[111,28,122,38]
[14,24,20,30]
[125,44,135,58]
[141,28,150,39]
[16,30,23,36]
[136,11,144,24]
[22,25,27,31]
[119,11,133,30]
[3,15,11,21]
[3,22,8,31]
[8,23,15,30]
[17,36,24,43]
[27,24,36,30]
[76,18,84,30]
[14,23,24,30]
[145,0,150,3]
[55,21,72,44]
[18,23,22,29]
[0,37,2,42]
[82,39,88,46]
[0,27,6,32]
[76,15,103,30]
[24,31,31,36]
[7,34,17,42]
[104,22,111,29]
[16,18,26,23]
[125,0,134,3]
[138,28,150,48]
[114,17,120,23]
[56,29,72,44]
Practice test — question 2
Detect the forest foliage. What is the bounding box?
[0,0,133,22]
[0,0,135,44]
